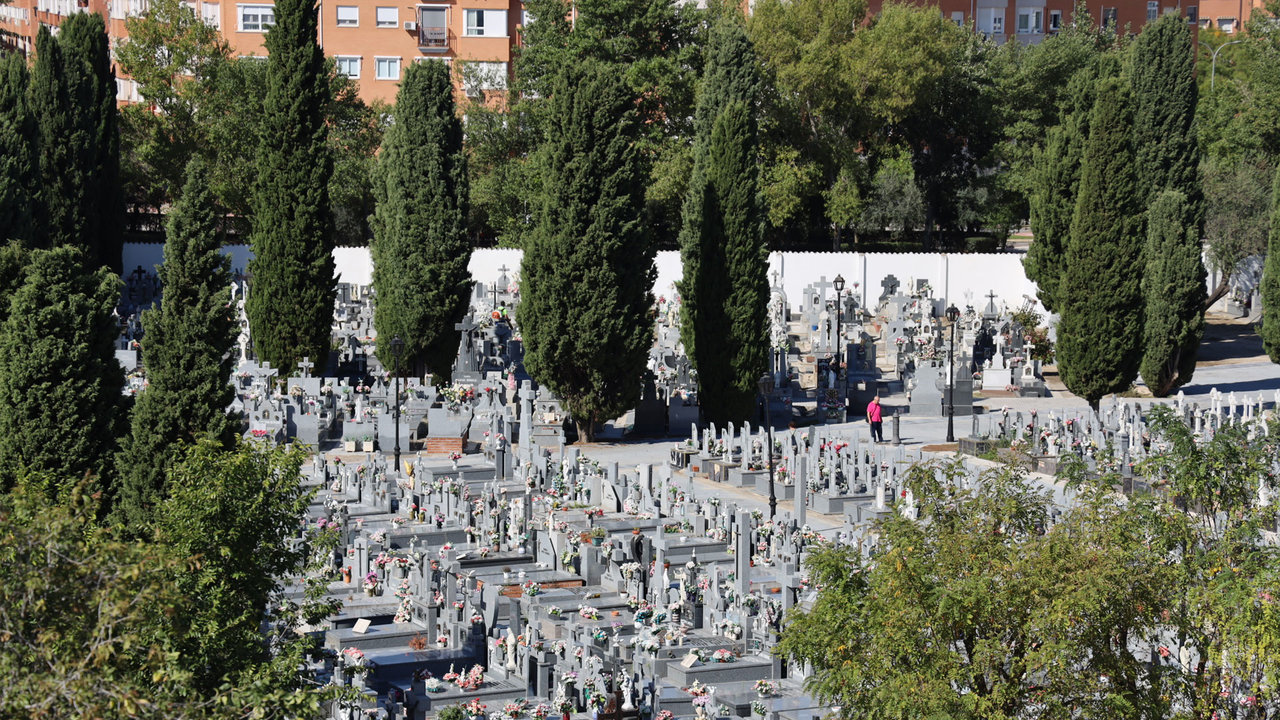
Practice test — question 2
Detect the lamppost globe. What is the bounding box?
[757,373,774,397]
[946,304,960,323]
[833,274,845,294]
[390,335,404,360]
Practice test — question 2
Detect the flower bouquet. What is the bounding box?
[753,680,776,697]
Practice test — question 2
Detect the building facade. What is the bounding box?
[0,0,524,104]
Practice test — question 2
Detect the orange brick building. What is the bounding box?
[866,0,1198,41]
[0,0,524,104]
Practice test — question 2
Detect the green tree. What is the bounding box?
[154,440,322,693]
[371,60,472,379]
[115,159,237,534]
[1025,57,1115,311]
[0,52,36,248]
[678,21,766,426]
[1056,77,1144,408]
[59,12,124,273]
[857,150,923,241]
[1262,163,1280,362]
[519,62,654,441]
[1202,157,1272,307]
[28,25,77,251]
[246,0,335,375]
[1130,10,1201,220]
[1140,190,1206,395]
[0,246,124,500]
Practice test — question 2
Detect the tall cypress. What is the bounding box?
[29,26,78,251]
[246,0,335,376]
[60,12,123,274]
[1140,189,1206,395]
[0,246,124,499]
[1130,11,1200,218]
[678,20,766,427]
[1025,61,1108,312]
[371,61,471,379]
[115,159,236,533]
[0,53,37,249]
[1056,77,1144,409]
[1261,165,1280,363]
[519,61,655,442]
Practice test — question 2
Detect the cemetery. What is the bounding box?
[100,252,1280,720]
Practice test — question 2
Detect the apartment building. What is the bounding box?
[866,0,1199,42]
[0,0,523,104]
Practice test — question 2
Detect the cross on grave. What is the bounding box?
[770,270,780,287]
[813,276,834,303]
[299,356,315,378]
[880,274,901,301]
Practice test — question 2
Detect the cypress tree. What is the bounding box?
[115,159,236,533]
[59,12,124,274]
[678,20,767,427]
[1130,11,1200,218]
[0,53,37,249]
[1140,189,1206,395]
[1261,165,1280,362]
[371,61,471,379]
[0,246,124,499]
[246,0,335,376]
[519,61,654,442]
[29,25,78,251]
[1056,77,1144,409]
[1025,62,1105,312]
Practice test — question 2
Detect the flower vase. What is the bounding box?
[757,692,769,699]
[591,537,603,547]
[562,713,571,720]
[452,460,459,471]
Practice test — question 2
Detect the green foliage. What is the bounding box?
[678,21,767,426]
[247,0,335,375]
[1025,57,1115,312]
[1262,163,1280,362]
[29,26,76,252]
[1203,157,1273,285]
[0,53,36,248]
[1130,10,1201,221]
[1055,77,1144,408]
[1140,190,1206,395]
[371,60,472,379]
[154,440,320,693]
[857,151,923,240]
[115,159,237,534]
[519,62,655,440]
[0,246,124,500]
[59,12,124,273]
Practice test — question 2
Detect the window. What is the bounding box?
[375,6,397,26]
[335,55,361,78]
[375,56,401,80]
[1217,16,1235,31]
[977,7,1003,34]
[464,8,506,36]
[1017,8,1043,33]
[463,60,506,95]
[335,5,357,26]
[950,10,964,25]
[418,6,447,47]
[1146,1,1158,20]
[1184,5,1197,23]
[238,4,274,31]
[202,2,220,28]
[1049,9,1062,30]
[1101,6,1117,26]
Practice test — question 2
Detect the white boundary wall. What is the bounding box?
[122,244,1040,311]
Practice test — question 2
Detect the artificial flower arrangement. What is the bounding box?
[531,703,552,720]
[578,605,600,620]
[523,581,542,597]
[464,698,487,717]
[341,647,368,674]
[711,649,737,664]
[753,680,776,696]
[502,699,529,719]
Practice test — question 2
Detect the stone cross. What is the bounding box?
[299,356,315,378]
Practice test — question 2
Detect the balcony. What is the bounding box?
[418,25,448,51]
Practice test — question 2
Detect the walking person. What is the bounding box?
[867,395,884,443]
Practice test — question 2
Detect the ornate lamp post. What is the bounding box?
[390,335,404,471]
[758,373,776,519]
[833,274,845,417]
[945,305,959,443]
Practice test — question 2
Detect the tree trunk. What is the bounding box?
[1203,276,1229,310]
[576,417,596,444]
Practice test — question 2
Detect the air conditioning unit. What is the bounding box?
[403,20,416,30]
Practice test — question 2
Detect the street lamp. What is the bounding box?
[1199,39,1243,93]
[833,274,845,417]
[390,335,404,471]
[945,305,959,443]
[758,373,776,520]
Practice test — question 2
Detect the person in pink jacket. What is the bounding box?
[867,395,884,443]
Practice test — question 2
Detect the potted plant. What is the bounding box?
[344,437,357,453]
[589,527,606,546]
